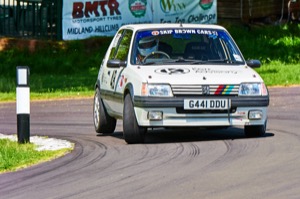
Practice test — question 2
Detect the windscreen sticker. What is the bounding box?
[208,34,218,39]
[233,54,242,62]
[151,29,218,36]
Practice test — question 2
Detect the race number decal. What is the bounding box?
[110,70,117,89]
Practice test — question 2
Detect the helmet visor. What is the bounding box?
[138,40,157,49]
[138,37,157,49]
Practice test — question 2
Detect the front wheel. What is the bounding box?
[123,94,146,144]
[244,121,267,137]
[93,88,116,134]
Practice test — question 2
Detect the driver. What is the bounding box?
[137,36,158,63]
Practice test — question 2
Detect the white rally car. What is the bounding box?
[93,24,269,144]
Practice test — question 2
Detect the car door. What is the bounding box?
[101,29,133,117]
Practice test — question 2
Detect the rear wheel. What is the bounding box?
[123,94,146,144]
[244,121,267,137]
[93,88,116,134]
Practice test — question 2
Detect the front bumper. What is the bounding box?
[133,96,269,127]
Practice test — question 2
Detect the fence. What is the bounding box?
[0,0,61,39]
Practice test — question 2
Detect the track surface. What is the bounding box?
[0,87,300,199]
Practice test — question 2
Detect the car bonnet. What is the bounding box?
[132,64,263,85]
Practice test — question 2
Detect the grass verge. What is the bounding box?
[256,62,300,86]
[0,138,73,174]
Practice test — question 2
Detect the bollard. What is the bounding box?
[16,66,30,143]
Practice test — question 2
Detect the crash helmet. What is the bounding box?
[138,36,158,56]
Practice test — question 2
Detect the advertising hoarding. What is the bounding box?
[63,0,217,40]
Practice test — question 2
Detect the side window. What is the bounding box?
[109,30,124,60]
[109,29,133,61]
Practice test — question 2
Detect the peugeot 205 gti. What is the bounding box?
[93,24,269,144]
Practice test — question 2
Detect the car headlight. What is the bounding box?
[239,83,268,96]
[142,84,173,97]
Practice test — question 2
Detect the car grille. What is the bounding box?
[171,84,240,96]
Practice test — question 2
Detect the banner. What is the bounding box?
[62,0,217,40]
[152,0,217,24]
[63,0,152,40]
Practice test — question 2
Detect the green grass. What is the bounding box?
[0,91,94,102]
[256,62,300,86]
[0,138,72,173]
[0,72,96,101]
[227,24,300,64]
[226,23,300,86]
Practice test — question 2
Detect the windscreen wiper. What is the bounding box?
[141,61,156,65]
[162,58,201,64]
[191,59,232,64]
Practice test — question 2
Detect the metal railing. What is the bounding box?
[0,0,61,39]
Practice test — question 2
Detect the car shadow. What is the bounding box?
[98,127,274,144]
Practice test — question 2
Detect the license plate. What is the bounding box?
[184,99,230,110]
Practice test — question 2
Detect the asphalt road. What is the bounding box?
[0,87,300,199]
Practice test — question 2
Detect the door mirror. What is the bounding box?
[246,60,261,68]
[107,59,127,68]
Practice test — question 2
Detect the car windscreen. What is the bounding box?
[131,28,245,65]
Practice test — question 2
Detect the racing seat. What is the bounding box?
[184,42,211,60]
[158,41,173,55]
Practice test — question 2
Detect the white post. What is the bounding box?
[16,66,30,143]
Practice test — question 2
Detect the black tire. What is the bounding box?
[244,121,267,137]
[123,94,146,144]
[93,88,116,134]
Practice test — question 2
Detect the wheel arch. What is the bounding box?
[124,83,134,100]
[95,79,101,90]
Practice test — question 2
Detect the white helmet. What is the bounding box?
[138,36,158,56]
